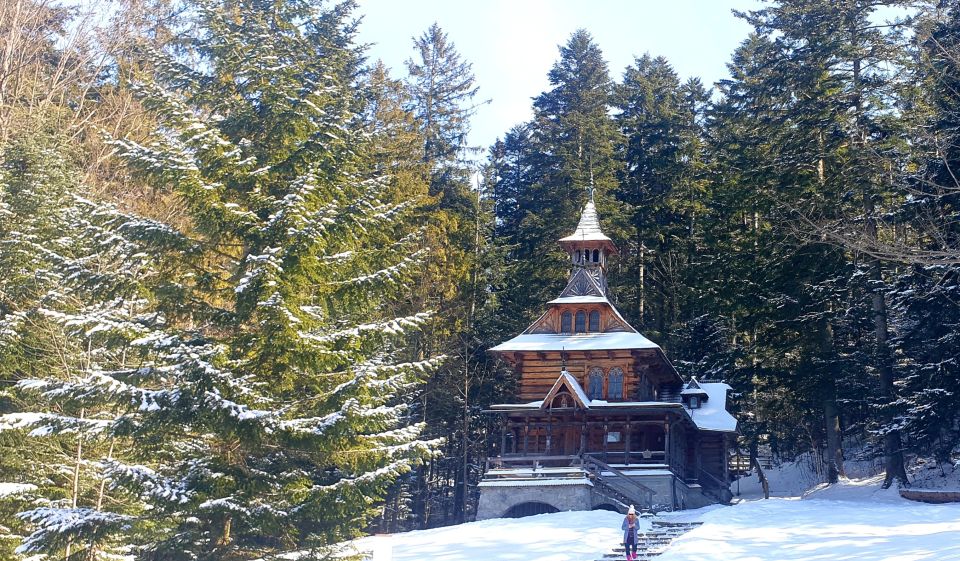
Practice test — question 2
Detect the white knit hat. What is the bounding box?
[627,505,636,515]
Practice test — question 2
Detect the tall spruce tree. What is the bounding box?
[402,23,493,526]
[500,30,621,323]
[888,3,960,467]
[615,54,710,341]
[0,1,439,559]
[737,0,913,487]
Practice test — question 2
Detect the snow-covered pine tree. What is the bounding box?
[887,3,960,467]
[0,130,147,561]
[1,1,440,559]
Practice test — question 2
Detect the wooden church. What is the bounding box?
[476,199,738,519]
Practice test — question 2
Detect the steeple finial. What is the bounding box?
[589,169,595,203]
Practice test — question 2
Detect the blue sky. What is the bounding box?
[355,0,761,152]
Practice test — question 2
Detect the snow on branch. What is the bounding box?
[298,312,432,344]
[328,249,427,287]
[15,507,132,555]
[0,412,111,437]
[102,461,193,505]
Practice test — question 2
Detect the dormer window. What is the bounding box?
[589,310,600,332]
[575,311,586,333]
[560,311,572,334]
[681,378,709,409]
[592,249,599,262]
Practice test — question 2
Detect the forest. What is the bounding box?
[0,0,958,559]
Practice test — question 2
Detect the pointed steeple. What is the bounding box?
[558,201,616,253]
[558,201,618,298]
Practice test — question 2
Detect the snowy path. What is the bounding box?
[660,479,960,561]
[353,510,630,561]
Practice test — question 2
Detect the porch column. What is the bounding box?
[580,418,587,455]
[546,416,553,454]
[602,418,609,461]
[723,434,731,483]
[500,421,508,456]
[624,422,632,465]
[523,419,529,455]
[664,417,671,469]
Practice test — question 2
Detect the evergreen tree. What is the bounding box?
[500,30,621,325]
[405,22,480,207]
[888,3,960,466]
[0,129,143,561]
[402,24,493,526]
[614,54,710,341]
[0,1,438,559]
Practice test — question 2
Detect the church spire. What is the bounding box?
[558,198,618,294]
[589,169,595,203]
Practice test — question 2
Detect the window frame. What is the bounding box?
[607,367,624,400]
[575,310,586,333]
[588,309,601,332]
[587,367,604,400]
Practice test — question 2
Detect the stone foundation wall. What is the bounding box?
[475,474,728,520]
[475,482,594,520]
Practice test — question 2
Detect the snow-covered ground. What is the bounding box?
[348,476,960,561]
[349,510,634,561]
[660,476,960,561]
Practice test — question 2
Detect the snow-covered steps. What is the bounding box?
[596,519,703,560]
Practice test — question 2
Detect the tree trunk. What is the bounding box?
[749,440,769,499]
[847,11,909,489]
[820,322,844,483]
[863,208,908,487]
[638,241,645,320]
[66,408,85,560]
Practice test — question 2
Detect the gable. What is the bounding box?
[541,371,591,410]
[559,268,605,298]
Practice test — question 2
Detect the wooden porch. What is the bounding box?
[492,410,714,482]
[485,407,734,508]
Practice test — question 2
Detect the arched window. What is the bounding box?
[593,249,600,262]
[589,310,600,332]
[576,250,582,263]
[607,367,624,400]
[560,312,572,333]
[588,367,604,400]
[552,392,572,409]
[575,311,586,333]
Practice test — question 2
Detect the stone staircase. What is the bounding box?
[596,519,702,561]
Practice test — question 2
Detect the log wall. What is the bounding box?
[514,350,670,402]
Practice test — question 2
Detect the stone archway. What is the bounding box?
[592,503,620,513]
[502,501,560,518]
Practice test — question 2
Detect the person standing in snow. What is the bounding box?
[622,505,639,561]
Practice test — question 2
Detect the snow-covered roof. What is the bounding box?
[490,332,660,352]
[681,387,709,397]
[590,401,682,408]
[488,400,683,412]
[559,201,613,244]
[548,295,610,305]
[685,382,737,432]
[478,478,593,488]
